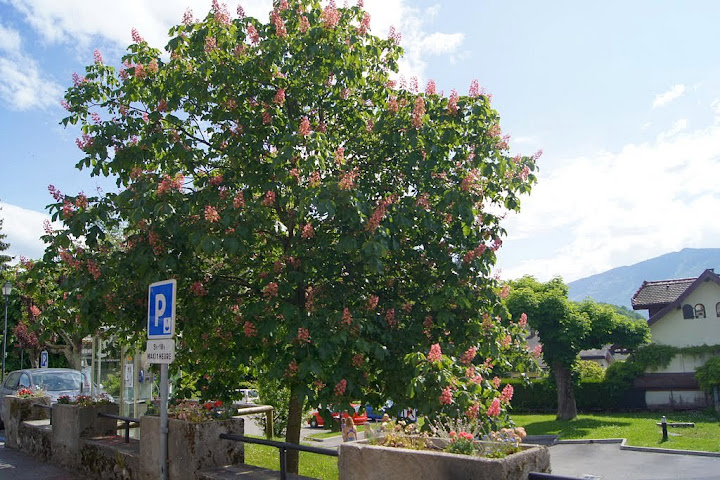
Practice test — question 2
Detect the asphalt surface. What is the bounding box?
[3,428,720,479]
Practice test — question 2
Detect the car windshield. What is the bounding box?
[32,371,83,391]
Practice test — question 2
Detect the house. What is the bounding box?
[631,268,720,409]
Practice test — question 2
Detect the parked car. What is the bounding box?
[236,388,260,404]
[366,400,417,423]
[0,368,108,426]
[307,403,368,428]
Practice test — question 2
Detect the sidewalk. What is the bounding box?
[0,438,80,479]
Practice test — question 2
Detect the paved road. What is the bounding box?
[4,427,720,479]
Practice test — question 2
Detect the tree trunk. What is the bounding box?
[285,383,305,475]
[553,362,577,420]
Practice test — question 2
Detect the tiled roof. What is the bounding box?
[631,278,695,308]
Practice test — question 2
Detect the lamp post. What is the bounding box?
[2,281,12,385]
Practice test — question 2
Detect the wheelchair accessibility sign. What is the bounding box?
[147,279,176,339]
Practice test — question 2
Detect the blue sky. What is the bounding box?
[2,0,720,283]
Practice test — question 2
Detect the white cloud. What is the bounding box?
[0,56,63,110]
[652,84,685,108]
[0,24,22,54]
[500,113,720,282]
[0,203,56,262]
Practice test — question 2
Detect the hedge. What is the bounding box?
[507,377,646,413]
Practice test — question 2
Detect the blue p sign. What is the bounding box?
[148,279,176,339]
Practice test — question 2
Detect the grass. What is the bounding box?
[511,410,720,452]
[243,435,339,480]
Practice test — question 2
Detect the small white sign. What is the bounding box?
[146,339,175,364]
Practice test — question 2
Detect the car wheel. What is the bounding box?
[310,418,318,428]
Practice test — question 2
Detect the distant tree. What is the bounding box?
[0,204,12,268]
[506,276,650,420]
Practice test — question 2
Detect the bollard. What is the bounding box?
[661,415,667,441]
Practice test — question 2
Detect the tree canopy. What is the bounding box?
[49,0,538,470]
[505,276,650,419]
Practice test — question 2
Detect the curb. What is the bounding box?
[554,438,720,458]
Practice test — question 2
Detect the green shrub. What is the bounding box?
[573,360,605,381]
[695,356,720,393]
[505,378,556,412]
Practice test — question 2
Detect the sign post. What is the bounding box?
[147,279,176,480]
[40,350,48,369]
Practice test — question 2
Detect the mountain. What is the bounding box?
[567,248,720,313]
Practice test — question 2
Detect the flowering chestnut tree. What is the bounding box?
[56,0,537,470]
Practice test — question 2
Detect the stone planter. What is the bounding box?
[140,415,244,480]
[52,403,120,468]
[338,438,551,480]
[2,395,51,449]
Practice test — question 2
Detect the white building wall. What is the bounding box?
[650,281,720,349]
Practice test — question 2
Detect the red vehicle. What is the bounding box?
[307,403,368,428]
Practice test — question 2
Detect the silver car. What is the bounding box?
[0,368,97,425]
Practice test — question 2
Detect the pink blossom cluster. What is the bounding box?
[384,308,397,328]
[273,88,286,105]
[93,49,103,64]
[247,24,260,44]
[299,15,310,33]
[75,193,88,209]
[75,133,94,152]
[492,376,501,389]
[466,403,480,419]
[243,320,256,337]
[205,36,217,53]
[460,346,477,365]
[387,95,399,114]
[131,28,144,43]
[182,8,194,25]
[263,282,279,299]
[334,146,344,164]
[352,353,364,367]
[427,343,442,362]
[59,249,82,270]
[298,116,312,136]
[490,237,502,252]
[262,190,276,206]
[366,295,379,311]
[500,384,514,403]
[43,219,53,235]
[365,195,396,232]
[230,191,244,209]
[86,259,101,279]
[271,9,286,37]
[339,168,359,190]
[409,76,419,93]
[531,345,542,358]
[388,25,401,44]
[342,308,353,326]
[411,96,425,128]
[321,1,340,29]
[29,305,42,318]
[286,360,299,376]
[423,315,433,337]
[518,165,531,181]
[212,0,231,25]
[500,285,510,299]
[449,431,473,442]
[462,244,487,264]
[439,386,453,405]
[297,327,311,343]
[157,174,184,195]
[334,378,347,396]
[71,72,86,86]
[204,205,220,223]
[357,12,370,35]
[486,397,501,417]
[301,223,314,239]
[415,193,430,209]
[190,281,207,297]
[518,313,528,328]
[447,90,459,115]
[465,366,482,384]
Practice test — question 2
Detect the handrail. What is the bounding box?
[220,433,338,480]
[233,404,275,439]
[98,411,140,443]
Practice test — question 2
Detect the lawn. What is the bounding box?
[244,436,339,480]
[511,410,720,452]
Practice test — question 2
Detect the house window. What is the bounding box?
[683,304,694,319]
[695,304,706,319]
[716,302,720,317]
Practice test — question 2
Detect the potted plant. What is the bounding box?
[139,399,244,480]
[51,393,119,467]
[2,387,51,449]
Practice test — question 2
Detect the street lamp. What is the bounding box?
[2,281,12,385]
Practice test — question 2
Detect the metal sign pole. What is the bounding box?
[160,362,169,480]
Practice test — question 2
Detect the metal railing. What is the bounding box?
[220,433,338,480]
[97,412,140,443]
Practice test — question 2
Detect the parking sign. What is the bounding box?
[148,279,176,339]
[40,350,48,368]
